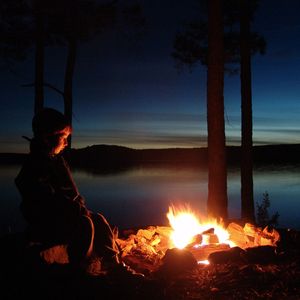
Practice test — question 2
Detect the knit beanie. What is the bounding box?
[32,108,70,137]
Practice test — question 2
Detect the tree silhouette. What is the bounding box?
[32,0,45,114]
[224,0,266,222]
[35,0,119,147]
[172,0,265,221]
[1,0,52,114]
[240,1,265,223]
[1,0,144,148]
[240,0,255,222]
[172,0,227,220]
[50,0,145,148]
[206,0,228,220]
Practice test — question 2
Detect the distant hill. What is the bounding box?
[69,145,208,169]
[1,144,300,170]
[68,144,300,171]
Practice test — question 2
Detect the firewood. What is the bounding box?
[202,233,219,244]
[189,244,230,261]
[227,222,253,248]
[202,228,215,235]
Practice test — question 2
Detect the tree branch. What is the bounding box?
[21,82,64,97]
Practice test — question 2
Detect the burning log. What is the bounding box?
[178,228,224,250]
[186,234,202,248]
[202,233,219,244]
[202,228,215,235]
[189,243,231,261]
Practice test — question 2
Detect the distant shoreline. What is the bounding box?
[1,144,300,169]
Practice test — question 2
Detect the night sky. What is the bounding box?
[1,0,300,153]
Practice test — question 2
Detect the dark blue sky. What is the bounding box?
[1,0,300,153]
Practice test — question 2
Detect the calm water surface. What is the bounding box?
[0,163,299,235]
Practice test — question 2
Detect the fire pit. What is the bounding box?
[117,205,280,275]
[9,204,299,299]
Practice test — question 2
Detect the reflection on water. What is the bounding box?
[1,163,299,235]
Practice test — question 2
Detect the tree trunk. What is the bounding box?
[64,37,77,149]
[240,0,255,222]
[206,0,228,220]
[34,1,44,114]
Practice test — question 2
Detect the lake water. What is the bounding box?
[1,163,299,235]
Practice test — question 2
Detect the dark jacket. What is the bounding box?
[15,145,90,243]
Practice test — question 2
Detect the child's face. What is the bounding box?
[51,126,72,155]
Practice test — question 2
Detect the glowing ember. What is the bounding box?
[198,260,209,265]
[167,205,235,249]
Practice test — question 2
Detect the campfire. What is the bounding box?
[28,204,299,299]
[117,205,280,274]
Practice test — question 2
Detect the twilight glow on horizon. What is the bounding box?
[1,0,300,153]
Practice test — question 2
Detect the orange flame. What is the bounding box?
[167,205,235,249]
